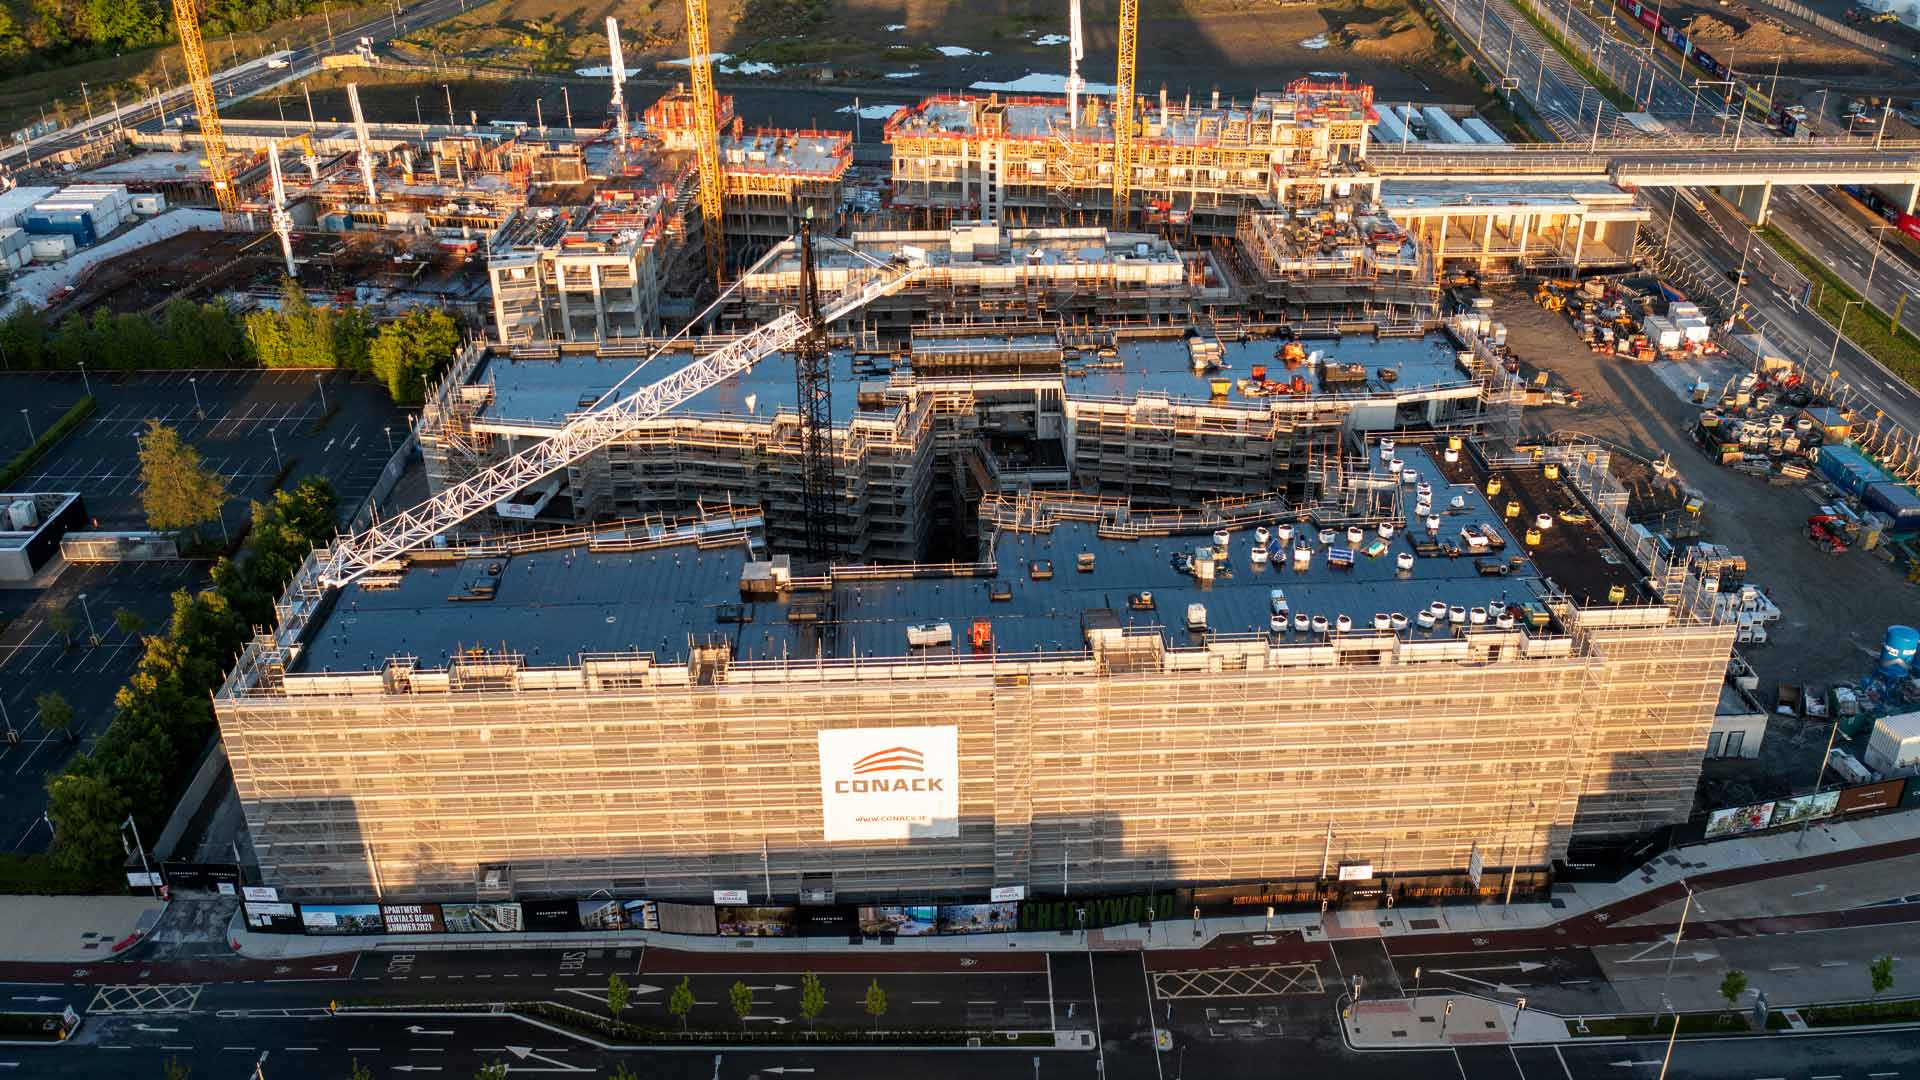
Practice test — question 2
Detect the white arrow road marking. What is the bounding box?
[742,1015,792,1025]
[764,1070,816,1075]
[1617,951,1716,965]
[313,964,339,974]
[407,1026,455,1035]
[133,1025,179,1033]
[503,1046,589,1073]
[1791,884,1829,898]
[1609,1060,1660,1068]
[1433,963,1546,975]
[8,997,60,1003]
[392,1067,442,1073]
[744,984,794,992]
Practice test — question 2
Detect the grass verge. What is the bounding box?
[1506,0,1636,113]
[1759,224,1920,389]
[0,396,95,489]
[1791,998,1920,1028]
[1569,1011,1751,1037]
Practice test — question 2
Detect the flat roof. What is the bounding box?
[763,228,1183,272]
[75,152,211,183]
[1381,179,1634,211]
[291,445,1590,673]
[720,131,850,177]
[888,88,1373,146]
[472,332,1474,427]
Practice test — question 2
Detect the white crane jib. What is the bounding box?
[606,16,629,146]
[267,139,295,278]
[1066,0,1086,128]
[346,82,378,206]
[315,254,926,587]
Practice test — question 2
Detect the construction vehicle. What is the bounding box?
[1807,514,1849,554]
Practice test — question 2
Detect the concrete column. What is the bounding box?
[589,263,607,341]
[1481,214,1494,257]
[1516,214,1529,259]
[553,263,572,341]
[1572,218,1586,267]
[1734,181,1773,227]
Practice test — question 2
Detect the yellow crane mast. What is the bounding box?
[171,0,239,221]
[683,0,726,282]
[1111,0,1137,227]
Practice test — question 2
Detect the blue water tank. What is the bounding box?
[1882,625,1920,680]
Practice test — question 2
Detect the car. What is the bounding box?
[1725,267,1750,285]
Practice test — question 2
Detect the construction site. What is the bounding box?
[2,0,1884,914]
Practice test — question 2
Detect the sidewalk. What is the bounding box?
[226,809,1920,961]
[1344,993,1567,1050]
[0,896,164,961]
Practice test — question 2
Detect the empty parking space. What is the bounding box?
[0,560,206,854]
[0,369,408,531]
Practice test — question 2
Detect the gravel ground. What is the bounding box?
[1492,287,1918,802]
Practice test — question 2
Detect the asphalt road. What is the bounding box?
[3,0,476,166]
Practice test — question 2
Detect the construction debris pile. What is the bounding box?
[1534,276,1723,363]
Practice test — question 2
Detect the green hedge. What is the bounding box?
[1570,1011,1751,1037]
[1758,225,1920,389]
[0,396,94,489]
[1794,998,1920,1027]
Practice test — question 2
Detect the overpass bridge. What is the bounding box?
[1368,141,1920,224]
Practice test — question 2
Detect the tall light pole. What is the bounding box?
[19,408,33,442]
[1659,879,1696,1014]
[1865,223,1892,293]
[1827,299,1864,370]
[1797,715,1841,850]
[78,361,89,396]
[443,84,455,130]
[1725,227,1757,333]
[120,814,155,896]
[77,592,97,644]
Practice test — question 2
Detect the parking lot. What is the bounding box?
[0,560,205,855]
[0,368,409,531]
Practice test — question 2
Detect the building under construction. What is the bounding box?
[884,79,1378,233]
[418,311,1520,562]
[216,438,1739,903]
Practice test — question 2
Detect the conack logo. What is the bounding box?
[838,745,943,793]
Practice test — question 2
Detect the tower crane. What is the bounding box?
[605,17,630,153]
[170,0,239,222]
[683,0,726,282]
[347,83,379,207]
[266,139,295,278]
[1066,0,1086,129]
[1112,0,1139,226]
[316,246,924,587]
[794,216,837,562]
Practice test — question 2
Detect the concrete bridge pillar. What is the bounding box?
[1724,181,1774,227]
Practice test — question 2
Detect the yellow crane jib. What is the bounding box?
[171,0,239,220]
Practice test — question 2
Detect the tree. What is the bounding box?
[798,970,825,1032]
[45,768,129,871]
[368,307,460,405]
[863,977,887,1033]
[113,607,146,638]
[475,1062,508,1080]
[606,971,629,1020]
[1871,954,1895,1000]
[667,975,693,1032]
[161,1057,190,1080]
[138,420,228,532]
[347,1061,374,1080]
[35,690,74,743]
[607,1068,637,1080]
[1718,969,1747,1015]
[47,606,77,648]
[729,979,754,1029]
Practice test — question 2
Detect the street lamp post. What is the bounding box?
[1797,716,1842,850]
[414,96,423,127]
[121,814,155,896]
[78,361,90,396]
[1725,227,1757,333]
[19,408,33,443]
[1865,224,1891,293]
[189,376,202,417]
[1826,299,1865,370]
[316,372,328,411]
[444,84,455,130]
[77,592,97,644]
[270,429,282,469]
[1659,880,1696,1013]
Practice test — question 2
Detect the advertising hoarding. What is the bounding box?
[300,904,385,935]
[242,886,279,902]
[817,725,959,841]
[1337,863,1374,882]
[441,903,524,933]
[858,905,938,936]
[717,906,797,937]
[520,899,581,932]
[1704,801,1775,838]
[936,902,1019,935]
[713,889,750,905]
[1767,791,1839,829]
[1836,779,1905,815]
[381,903,446,933]
[243,901,301,933]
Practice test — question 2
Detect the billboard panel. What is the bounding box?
[441,903,524,933]
[243,901,302,933]
[817,725,959,841]
[1836,779,1906,815]
[1704,801,1775,838]
[858,905,938,936]
[520,899,581,932]
[936,902,1018,935]
[576,899,631,931]
[717,906,797,937]
[381,903,446,933]
[1767,791,1839,829]
[300,903,386,935]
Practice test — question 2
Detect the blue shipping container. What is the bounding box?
[1865,481,1920,527]
[1817,444,1891,497]
[20,211,96,247]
